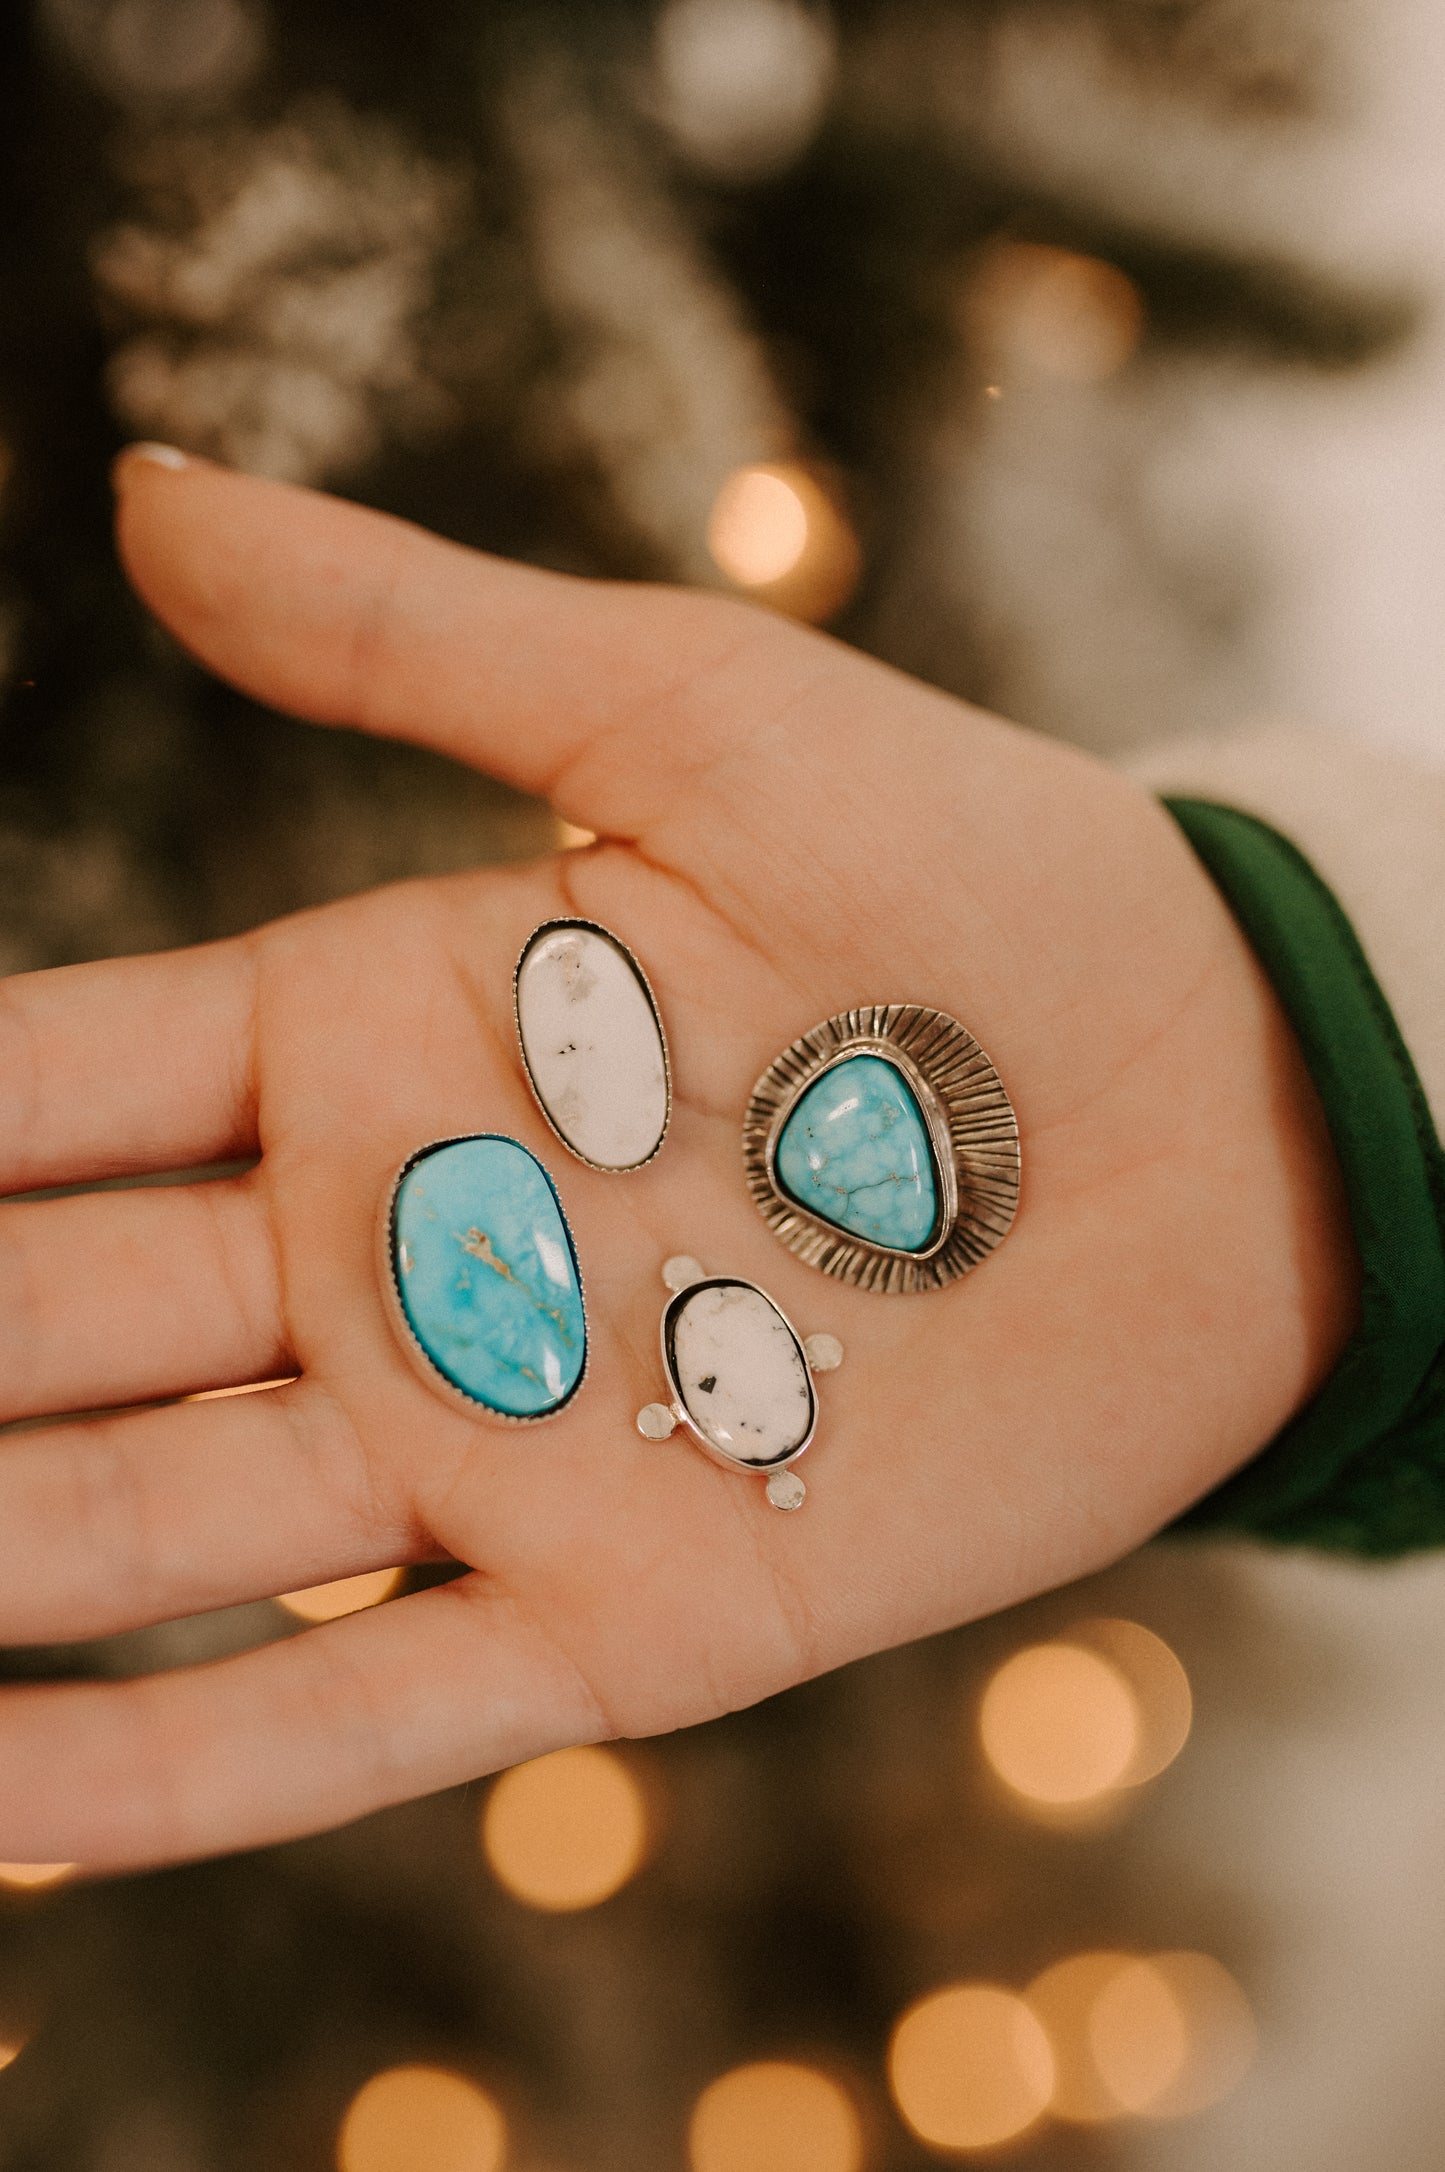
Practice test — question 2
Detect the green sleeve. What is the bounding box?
[1164,798,1445,1553]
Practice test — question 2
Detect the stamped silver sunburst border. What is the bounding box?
[742,1005,1021,1294]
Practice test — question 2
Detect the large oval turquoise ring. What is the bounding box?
[742,1006,1020,1295]
[379,1135,587,1421]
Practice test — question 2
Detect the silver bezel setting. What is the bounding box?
[377,1133,589,1425]
[513,917,672,1174]
[743,1004,1021,1293]
[659,1276,818,1474]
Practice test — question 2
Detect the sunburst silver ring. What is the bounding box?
[742,1004,1021,1293]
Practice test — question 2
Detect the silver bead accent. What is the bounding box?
[661,1254,706,1293]
[636,1402,678,1440]
[766,1469,807,1512]
[803,1333,844,1373]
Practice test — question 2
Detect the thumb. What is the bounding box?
[112,449,796,833]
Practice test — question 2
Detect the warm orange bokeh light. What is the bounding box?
[0,1862,75,1891]
[1071,1618,1192,1784]
[1089,1957,1188,2114]
[979,1642,1139,1805]
[481,1746,648,1912]
[1026,1951,1137,2123]
[1090,1953,1256,2119]
[889,1983,1054,2151]
[689,2061,863,2172]
[0,2043,22,2073]
[964,241,1145,384]
[706,462,861,621]
[1026,1949,1255,2126]
[709,465,809,584]
[277,1569,404,1623]
[338,2065,505,2172]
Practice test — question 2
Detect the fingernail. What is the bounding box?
[113,442,190,486]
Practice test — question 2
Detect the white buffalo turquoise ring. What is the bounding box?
[514,918,670,1173]
[636,1256,843,1511]
[743,1003,1021,1294]
[380,1135,587,1422]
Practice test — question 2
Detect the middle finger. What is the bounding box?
[0,1176,285,1424]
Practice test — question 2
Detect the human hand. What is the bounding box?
[0,453,1356,1868]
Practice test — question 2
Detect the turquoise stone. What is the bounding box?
[391,1136,586,1418]
[775,1055,938,1252]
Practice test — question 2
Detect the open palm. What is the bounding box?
[0,456,1354,1868]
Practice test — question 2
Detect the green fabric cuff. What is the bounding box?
[1163,798,1445,1553]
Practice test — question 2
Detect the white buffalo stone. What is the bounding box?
[670,1281,813,1469]
[516,923,669,1170]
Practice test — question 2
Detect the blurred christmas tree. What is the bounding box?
[0,2,1415,2167]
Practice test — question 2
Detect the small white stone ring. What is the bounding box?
[635,1256,844,1512]
[514,918,671,1173]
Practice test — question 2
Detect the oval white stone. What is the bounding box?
[669,1281,813,1470]
[516,923,669,1171]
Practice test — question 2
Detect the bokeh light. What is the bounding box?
[45,0,265,106]
[481,1747,648,1912]
[0,1863,75,1892]
[1089,1956,1187,2116]
[689,2061,863,2172]
[978,1641,1139,1805]
[1072,1617,1193,1785]
[654,0,836,181]
[888,1984,1054,2150]
[706,462,860,621]
[1090,1953,1256,2119]
[338,2065,506,2172]
[277,1569,404,1623]
[963,241,1145,384]
[0,2043,23,2074]
[1026,1951,1136,2123]
[709,465,809,583]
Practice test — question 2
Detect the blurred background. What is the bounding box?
[4,0,1445,2165]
